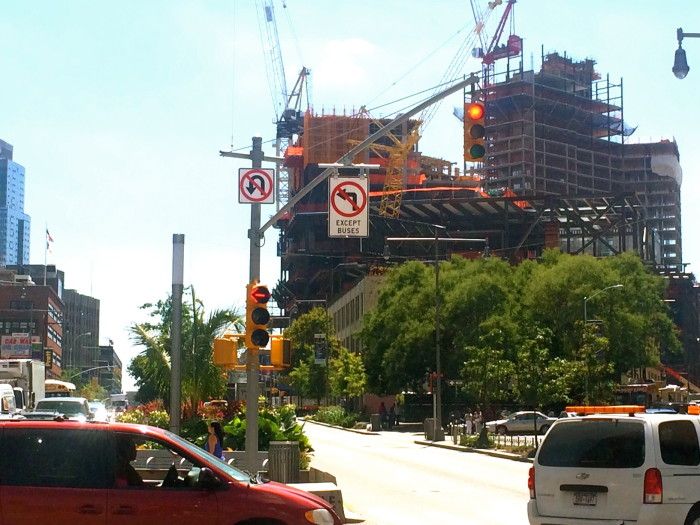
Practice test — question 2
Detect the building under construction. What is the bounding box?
[275,49,682,305]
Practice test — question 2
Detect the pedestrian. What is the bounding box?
[475,410,483,434]
[395,399,403,425]
[206,421,226,460]
[389,405,396,430]
[465,410,473,435]
[379,402,388,429]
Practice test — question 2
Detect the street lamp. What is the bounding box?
[384,229,487,441]
[582,284,622,405]
[673,27,700,79]
[70,331,92,370]
[583,285,623,324]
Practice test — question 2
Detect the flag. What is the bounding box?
[46,229,54,252]
[108,338,114,346]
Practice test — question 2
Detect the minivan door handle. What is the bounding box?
[112,505,136,515]
[78,504,103,515]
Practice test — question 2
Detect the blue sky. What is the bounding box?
[1,1,698,390]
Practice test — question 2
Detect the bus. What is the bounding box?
[44,379,77,398]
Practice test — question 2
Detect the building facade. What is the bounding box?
[94,344,122,394]
[0,278,63,378]
[0,140,30,266]
[62,289,100,371]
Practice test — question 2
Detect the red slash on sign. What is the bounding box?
[238,168,274,204]
[330,180,367,218]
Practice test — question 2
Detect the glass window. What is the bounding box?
[1,428,110,488]
[659,420,700,466]
[538,420,645,468]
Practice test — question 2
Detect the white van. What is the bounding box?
[528,407,700,524]
[0,384,17,417]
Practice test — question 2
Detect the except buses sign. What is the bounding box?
[328,176,368,238]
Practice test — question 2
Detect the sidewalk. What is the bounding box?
[305,419,533,463]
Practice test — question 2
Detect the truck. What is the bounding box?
[0,359,45,411]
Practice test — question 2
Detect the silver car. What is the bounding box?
[486,411,556,435]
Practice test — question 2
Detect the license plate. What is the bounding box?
[573,492,597,506]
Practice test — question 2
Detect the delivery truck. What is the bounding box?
[0,359,45,410]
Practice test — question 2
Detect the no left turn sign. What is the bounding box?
[239,168,275,204]
[328,176,368,237]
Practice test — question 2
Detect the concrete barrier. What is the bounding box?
[288,482,345,523]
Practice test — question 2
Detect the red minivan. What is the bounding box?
[0,420,341,525]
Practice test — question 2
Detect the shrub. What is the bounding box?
[313,405,358,428]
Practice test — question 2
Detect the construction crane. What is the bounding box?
[471,0,521,83]
[257,0,310,210]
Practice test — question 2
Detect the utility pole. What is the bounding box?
[246,137,263,473]
[170,234,184,435]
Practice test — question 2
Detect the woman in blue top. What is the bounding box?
[206,421,225,460]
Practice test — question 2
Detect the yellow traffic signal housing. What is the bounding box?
[213,336,239,367]
[245,282,271,349]
[464,101,486,161]
[270,335,292,367]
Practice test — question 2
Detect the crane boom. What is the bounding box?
[258,0,288,120]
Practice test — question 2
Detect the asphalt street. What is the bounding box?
[305,422,531,525]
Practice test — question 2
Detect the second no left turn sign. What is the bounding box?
[328,176,368,238]
[239,168,275,204]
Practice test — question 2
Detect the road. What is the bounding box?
[305,422,531,525]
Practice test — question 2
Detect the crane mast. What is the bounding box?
[257,0,310,210]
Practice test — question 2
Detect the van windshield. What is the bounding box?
[538,419,645,468]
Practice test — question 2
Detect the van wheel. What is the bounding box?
[685,507,700,525]
[496,425,507,435]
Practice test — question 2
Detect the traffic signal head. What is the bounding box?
[245,282,271,349]
[464,101,486,161]
[270,335,292,368]
[213,335,240,367]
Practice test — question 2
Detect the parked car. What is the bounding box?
[528,407,700,524]
[34,397,94,422]
[0,419,341,525]
[485,411,556,435]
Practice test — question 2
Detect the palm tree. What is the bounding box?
[129,287,243,415]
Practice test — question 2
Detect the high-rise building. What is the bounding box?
[62,289,100,371]
[0,140,30,266]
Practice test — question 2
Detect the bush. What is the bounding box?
[313,405,359,428]
[460,433,495,449]
[115,401,169,429]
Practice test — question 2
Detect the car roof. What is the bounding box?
[37,397,88,403]
[0,419,172,436]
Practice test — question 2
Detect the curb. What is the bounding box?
[413,439,534,463]
[304,419,380,436]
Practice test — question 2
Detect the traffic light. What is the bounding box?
[245,282,271,349]
[270,335,292,368]
[464,101,486,161]
[213,335,240,367]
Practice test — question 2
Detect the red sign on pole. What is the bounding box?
[328,176,368,237]
[239,168,275,204]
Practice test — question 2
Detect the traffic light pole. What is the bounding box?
[246,137,263,474]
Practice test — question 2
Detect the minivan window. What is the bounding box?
[538,420,645,468]
[659,420,700,466]
[1,428,110,488]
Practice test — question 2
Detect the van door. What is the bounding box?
[0,427,109,524]
[655,418,700,504]
[534,418,650,521]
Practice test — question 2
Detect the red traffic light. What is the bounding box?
[466,102,484,121]
[250,285,271,304]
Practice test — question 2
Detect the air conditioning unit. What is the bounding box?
[14,275,34,284]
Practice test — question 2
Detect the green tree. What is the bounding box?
[329,346,367,400]
[460,328,516,407]
[283,308,342,403]
[128,287,243,414]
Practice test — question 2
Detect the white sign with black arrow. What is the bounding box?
[238,168,275,204]
[328,175,369,238]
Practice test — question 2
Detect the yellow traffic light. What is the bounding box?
[245,282,271,349]
[270,335,292,367]
[213,336,240,367]
[464,101,486,161]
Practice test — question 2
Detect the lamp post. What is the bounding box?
[673,27,700,79]
[384,230,487,441]
[582,284,623,404]
[70,331,92,370]
[583,284,623,324]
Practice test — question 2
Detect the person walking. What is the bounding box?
[379,402,388,430]
[206,421,226,460]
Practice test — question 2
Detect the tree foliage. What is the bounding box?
[361,251,680,406]
[128,287,242,414]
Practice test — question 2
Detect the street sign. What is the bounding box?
[314,333,327,366]
[328,176,368,237]
[239,168,275,204]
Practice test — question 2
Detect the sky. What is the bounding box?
[1,0,698,390]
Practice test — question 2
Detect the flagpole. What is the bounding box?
[43,224,47,286]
